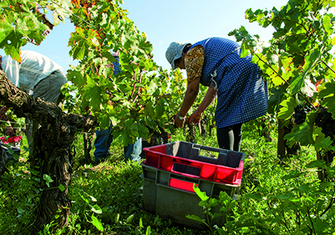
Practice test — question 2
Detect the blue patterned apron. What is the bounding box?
[191,37,268,128]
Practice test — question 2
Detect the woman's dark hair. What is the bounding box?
[174,44,192,67]
[183,44,192,53]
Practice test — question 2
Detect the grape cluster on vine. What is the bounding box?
[293,104,312,124]
[315,107,335,141]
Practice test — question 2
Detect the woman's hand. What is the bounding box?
[174,114,185,128]
[190,110,202,124]
[0,107,9,120]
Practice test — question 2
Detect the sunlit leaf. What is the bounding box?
[193,184,209,202]
[43,174,54,187]
[290,49,321,94]
[278,97,298,120]
[146,226,151,235]
[126,214,134,223]
[322,14,333,35]
[186,214,205,223]
[91,214,104,231]
[91,205,102,214]
[0,20,14,44]
[58,184,66,192]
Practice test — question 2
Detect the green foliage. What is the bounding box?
[0,0,69,61]
[0,128,212,234]
[319,82,335,115]
[229,0,335,153]
[0,0,212,147]
[186,184,233,234]
[2,0,335,234]
[65,0,188,146]
[1,121,335,234]
[220,136,335,234]
[0,149,44,233]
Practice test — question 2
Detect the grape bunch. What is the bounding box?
[315,107,335,141]
[1,115,8,121]
[293,104,312,124]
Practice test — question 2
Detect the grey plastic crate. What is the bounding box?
[141,162,239,229]
[164,141,244,168]
[0,144,20,162]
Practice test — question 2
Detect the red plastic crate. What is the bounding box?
[143,141,244,185]
[169,178,199,193]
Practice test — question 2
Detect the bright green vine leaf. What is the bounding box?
[67,70,86,87]
[290,49,321,94]
[193,184,209,202]
[319,82,335,116]
[0,30,24,62]
[277,97,298,120]
[0,20,14,45]
[91,214,103,231]
[43,174,54,188]
[146,226,151,235]
[58,184,65,192]
[86,86,103,112]
[322,14,333,36]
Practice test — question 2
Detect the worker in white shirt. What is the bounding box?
[0,50,67,146]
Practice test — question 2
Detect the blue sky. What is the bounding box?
[5,0,289,72]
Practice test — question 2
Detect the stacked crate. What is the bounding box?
[141,141,245,229]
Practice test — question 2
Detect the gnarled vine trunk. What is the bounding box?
[277,118,300,158]
[0,70,97,232]
[317,150,334,182]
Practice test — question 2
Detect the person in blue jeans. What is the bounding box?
[94,54,120,162]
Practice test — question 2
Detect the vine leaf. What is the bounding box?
[284,123,312,147]
[0,20,14,45]
[290,49,321,94]
[0,31,23,63]
[272,192,294,200]
[319,83,335,116]
[322,14,333,36]
[185,214,205,223]
[91,214,104,231]
[193,184,209,202]
[67,70,86,87]
[91,205,102,214]
[43,174,54,187]
[306,160,327,168]
[314,136,335,152]
[87,86,103,112]
[277,97,298,120]
[267,87,285,113]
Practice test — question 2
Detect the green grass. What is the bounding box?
[1,124,333,235]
